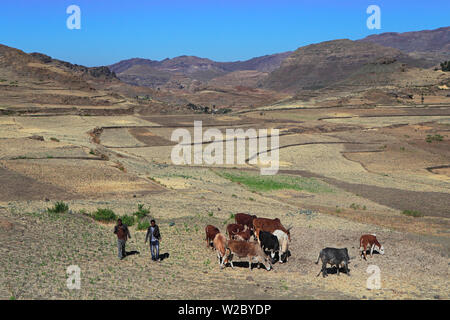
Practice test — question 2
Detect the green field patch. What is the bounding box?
[217,171,333,193]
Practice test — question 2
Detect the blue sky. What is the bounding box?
[0,0,448,66]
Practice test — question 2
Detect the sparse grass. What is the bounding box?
[93,208,117,222]
[47,201,69,214]
[280,280,289,291]
[114,161,126,172]
[78,209,88,216]
[217,171,333,193]
[50,137,60,142]
[163,173,195,180]
[402,210,423,217]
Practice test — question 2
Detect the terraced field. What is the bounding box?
[0,104,449,300]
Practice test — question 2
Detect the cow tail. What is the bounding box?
[315,251,322,264]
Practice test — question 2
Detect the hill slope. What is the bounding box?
[262,39,429,92]
[359,26,450,66]
[0,44,127,110]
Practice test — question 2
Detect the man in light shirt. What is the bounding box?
[145,219,161,261]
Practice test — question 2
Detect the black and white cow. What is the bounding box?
[258,231,279,261]
[315,247,350,277]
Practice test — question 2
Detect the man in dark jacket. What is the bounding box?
[114,218,131,260]
[145,219,161,261]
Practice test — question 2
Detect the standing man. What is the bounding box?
[114,218,131,260]
[145,219,161,261]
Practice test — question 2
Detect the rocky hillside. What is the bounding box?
[0,44,128,110]
[262,39,428,92]
[0,44,117,90]
[359,26,450,66]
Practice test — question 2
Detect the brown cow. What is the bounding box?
[253,218,291,242]
[213,233,228,268]
[360,234,384,260]
[205,225,220,249]
[235,213,257,230]
[226,223,246,239]
[232,228,253,242]
[223,240,272,271]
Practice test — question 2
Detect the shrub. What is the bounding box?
[426,134,443,143]
[440,60,450,72]
[120,214,135,226]
[133,204,150,220]
[47,201,69,213]
[402,210,423,217]
[137,220,150,230]
[93,208,117,222]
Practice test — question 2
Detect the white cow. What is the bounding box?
[273,229,289,263]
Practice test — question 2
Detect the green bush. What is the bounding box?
[440,60,450,72]
[120,214,135,226]
[133,204,150,220]
[47,201,69,213]
[402,210,423,217]
[137,220,150,230]
[93,208,117,222]
[426,134,443,143]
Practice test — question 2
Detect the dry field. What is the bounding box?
[0,102,449,300]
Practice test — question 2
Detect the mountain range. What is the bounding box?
[0,26,448,112]
[109,26,449,92]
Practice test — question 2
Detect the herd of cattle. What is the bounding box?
[205,213,385,277]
